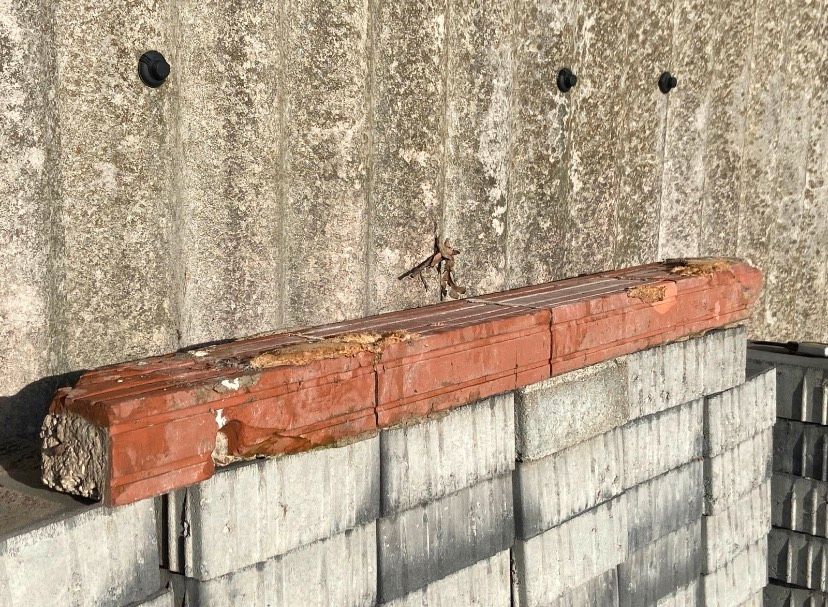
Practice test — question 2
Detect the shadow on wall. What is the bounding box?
[0,371,86,442]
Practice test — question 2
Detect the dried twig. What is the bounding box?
[398,238,466,300]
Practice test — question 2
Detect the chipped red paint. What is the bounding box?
[44,259,762,506]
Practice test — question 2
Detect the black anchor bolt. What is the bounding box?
[658,71,678,94]
[139,51,171,88]
[557,68,578,93]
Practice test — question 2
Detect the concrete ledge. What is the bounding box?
[379,550,510,607]
[0,499,160,607]
[39,260,762,505]
[177,522,377,607]
[380,394,514,515]
[169,436,379,581]
[377,474,514,603]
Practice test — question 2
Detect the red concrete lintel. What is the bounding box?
[42,259,762,506]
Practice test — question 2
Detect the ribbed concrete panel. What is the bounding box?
[773,472,828,538]
[747,349,828,424]
[546,569,619,607]
[774,419,828,481]
[769,527,828,592]
[655,580,700,607]
[703,428,772,515]
[765,581,828,606]
[701,539,768,605]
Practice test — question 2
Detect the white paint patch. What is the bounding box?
[215,408,228,429]
[190,350,209,357]
[221,378,240,391]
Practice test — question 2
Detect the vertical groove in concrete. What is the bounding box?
[657,0,714,259]
[613,0,674,268]
[734,0,788,339]
[505,0,574,288]
[0,0,61,436]
[698,0,755,257]
[175,0,284,346]
[281,0,370,327]
[440,0,514,296]
[563,0,628,277]
[366,0,448,314]
[52,0,179,370]
[764,0,824,341]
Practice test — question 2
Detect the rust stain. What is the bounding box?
[668,258,734,277]
[249,331,415,369]
[627,285,667,304]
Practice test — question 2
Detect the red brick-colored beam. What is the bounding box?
[41,259,762,506]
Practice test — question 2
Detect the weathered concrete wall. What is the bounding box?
[1,0,826,437]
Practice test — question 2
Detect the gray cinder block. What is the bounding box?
[654,580,700,607]
[379,550,510,607]
[703,428,772,515]
[617,521,702,607]
[623,399,703,489]
[545,569,619,607]
[0,499,160,607]
[515,360,629,461]
[769,527,828,592]
[133,587,175,607]
[702,480,771,574]
[179,522,377,607]
[514,427,624,540]
[704,369,776,457]
[773,472,828,537]
[701,538,768,605]
[747,348,828,424]
[774,419,828,480]
[381,394,515,515]
[511,494,628,607]
[626,460,703,554]
[764,581,828,606]
[377,474,514,603]
[170,436,379,581]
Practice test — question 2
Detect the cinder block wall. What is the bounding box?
[2,0,827,440]
[0,326,777,606]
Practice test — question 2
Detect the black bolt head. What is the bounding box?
[139,50,170,88]
[658,71,677,94]
[557,68,578,93]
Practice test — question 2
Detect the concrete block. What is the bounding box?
[703,428,772,515]
[515,360,629,461]
[765,581,828,606]
[180,522,376,607]
[512,494,628,607]
[617,521,702,607]
[172,436,379,580]
[747,348,828,424]
[704,369,776,457]
[545,569,619,607]
[0,499,159,607]
[774,419,828,480]
[380,550,510,607]
[702,480,771,574]
[769,527,828,591]
[701,538,768,605]
[626,327,746,419]
[623,399,703,489]
[654,580,700,607]
[514,427,624,540]
[377,474,514,603]
[738,590,764,607]
[134,587,175,607]
[626,460,703,554]
[773,472,828,537]
[381,394,514,514]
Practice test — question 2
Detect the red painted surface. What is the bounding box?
[45,259,762,506]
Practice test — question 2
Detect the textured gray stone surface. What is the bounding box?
[514,426,624,540]
[377,474,514,603]
[170,437,379,580]
[177,522,377,607]
[769,527,828,592]
[617,520,702,607]
[626,460,703,554]
[701,538,768,604]
[774,419,828,481]
[748,348,828,424]
[133,587,175,607]
[702,480,771,574]
[765,581,828,607]
[512,494,628,607]
[545,569,619,607]
[704,368,776,457]
[381,394,514,515]
[515,360,629,461]
[773,472,828,538]
[655,580,700,607]
[703,427,772,515]
[379,550,510,607]
[623,399,703,490]
[0,499,160,607]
